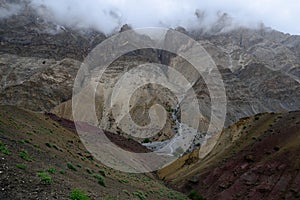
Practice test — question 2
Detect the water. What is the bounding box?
[142,104,202,157]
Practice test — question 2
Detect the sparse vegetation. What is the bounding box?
[98,170,106,176]
[17,140,26,144]
[86,168,93,174]
[69,188,90,200]
[118,179,129,183]
[45,142,59,150]
[103,196,118,200]
[76,163,82,168]
[67,162,77,171]
[0,141,10,155]
[166,106,172,112]
[19,149,31,161]
[133,190,146,200]
[123,189,130,196]
[37,172,52,184]
[45,142,52,148]
[188,190,206,200]
[93,174,106,187]
[142,138,151,143]
[16,163,26,170]
[47,167,56,174]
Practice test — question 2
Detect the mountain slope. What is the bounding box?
[0,105,188,200]
[158,111,300,200]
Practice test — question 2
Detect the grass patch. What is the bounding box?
[103,197,118,200]
[67,162,77,171]
[119,179,129,183]
[45,142,52,148]
[189,190,206,200]
[18,140,26,144]
[93,174,106,187]
[16,163,26,170]
[86,168,93,174]
[69,188,90,200]
[47,167,56,174]
[59,169,66,174]
[142,138,151,143]
[76,164,82,168]
[123,189,130,196]
[98,170,106,177]
[37,172,52,184]
[133,190,146,200]
[19,149,31,161]
[45,142,59,150]
[0,141,10,155]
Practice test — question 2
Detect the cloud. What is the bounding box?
[4,0,300,35]
[0,2,23,19]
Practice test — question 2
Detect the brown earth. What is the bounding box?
[158,111,300,200]
[0,105,188,200]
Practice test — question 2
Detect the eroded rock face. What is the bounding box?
[52,56,178,141]
[168,27,300,128]
[0,54,80,111]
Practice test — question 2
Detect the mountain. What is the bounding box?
[1,2,300,200]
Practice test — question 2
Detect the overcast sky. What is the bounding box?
[5,0,300,35]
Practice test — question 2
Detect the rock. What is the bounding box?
[244,155,255,162]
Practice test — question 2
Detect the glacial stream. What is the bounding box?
[142,104,202,157]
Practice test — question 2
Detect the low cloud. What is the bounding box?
[2,0,300,35]
[0,2,23,19]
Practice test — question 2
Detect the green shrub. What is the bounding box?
[133,190,146,200]
[52,144,59,150]
[123,189,130,196]
[16,163,26,170]
[0,141,10,155]
[19,150,31,161]
[59,169,65,174]
[47,167,56,174]
[86,168,93,174]
[37,172,52,184]
[98,170,106,177]
[93,174,105,187]
[69,188,90,200]
[188,190,206,200]
[67,162,77,171]
[119,179,129,183]
[103,197,118,200]
[76,164,82,168]
[18,140,25,144]
[45,142,52,148]
[142,138,151,143]
[103,196,118,200]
